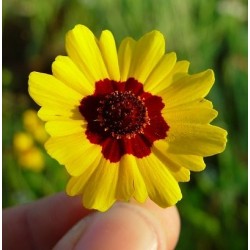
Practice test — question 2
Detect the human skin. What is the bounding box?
[3,192,180,250]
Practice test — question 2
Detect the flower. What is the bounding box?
[13,132,33,152]
[13,132,45,172]
[22,109,48,143]
[28,25,227,212]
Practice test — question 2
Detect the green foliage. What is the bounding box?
[3,0,247,249]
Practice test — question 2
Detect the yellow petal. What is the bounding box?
[169,60,190,81]
[167,124,228,156]
[153,140,205,172]
[116,154,148,203]
[82,158,119,212]
[144,52,177,91]
[148,60,190,95]
[167,153,206,172]
[163,99,213,113]
[65,24,108,83]
[129,31,165,83]
[118,37,136,81]
[28,72,82,109]
[152,140,179,172]
[163,107,218,124]
[152,141,191,181]
[170,167,190,182]
[99,30,120,81]
[66,154,102,196]
[38,106,83,122]
[161,69,215,108]
[45,120,87,137]
[64,147,101,177]
[52,56,94,95]
[45,133,102,176]
[137,154,182,207]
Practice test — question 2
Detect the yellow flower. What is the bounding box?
[28,25,227,211]
[22,109,48,143]
[13,132,45,172]
[17,147,45,172]
[13,132,33,152]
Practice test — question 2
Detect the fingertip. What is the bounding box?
[55,203,161,250]
[54,201,180,250]
[131,199,181,249]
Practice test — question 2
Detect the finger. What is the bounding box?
[54,200,180,250]
[135,199,180,249]
[3,192,92,250]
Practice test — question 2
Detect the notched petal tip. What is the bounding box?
[204,125,228,156]
[148,30,165,38]
[217,128,228,152]
[205,69,215,84]
[157,191,182,208]
[28,71,43,83]
[72,24,94,34]
[144,30,165,47]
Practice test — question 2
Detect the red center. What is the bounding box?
[79,78,169,162]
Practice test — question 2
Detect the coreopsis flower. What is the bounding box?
[28,25,227,211]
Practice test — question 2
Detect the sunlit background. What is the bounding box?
[2,0,247,249]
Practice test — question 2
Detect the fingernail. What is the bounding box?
[54,202,162,250]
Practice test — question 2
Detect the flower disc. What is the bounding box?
[79,78,169,162]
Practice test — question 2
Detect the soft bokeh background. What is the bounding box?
[2,0,247,249]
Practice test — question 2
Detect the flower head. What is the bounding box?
[28,25,227,211]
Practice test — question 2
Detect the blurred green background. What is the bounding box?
[2,0,247,249]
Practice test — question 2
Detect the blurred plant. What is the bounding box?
[22,109,48,143]
[13,132,45,172]
[13,109,48,172]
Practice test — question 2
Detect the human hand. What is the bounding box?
[3,193,180,250]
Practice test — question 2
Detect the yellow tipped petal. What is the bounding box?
[66,24,108,83]
[163,99,214,113]
[137,154,182,207]
[99,30,120,81]
[28,72,82,109]
[129,31,165,83]
[161,69,215,108]
[149,60,190,95]
[45,120,87,137]
[116,154,148,203]
[83,159,119,212]
[144,52,177,91]
[45,133,102,176]
[37,106,83,122]
[164,107,218,124]
[170,60,190,81]
[118,37,136,81]
[171,167,190,182]
[153,140,205,172]
[66,154,102,196]
[167,124,228,156]
[52,56,94,95]
[167,153,206,172]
